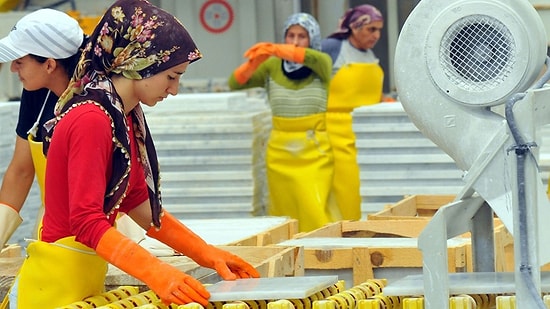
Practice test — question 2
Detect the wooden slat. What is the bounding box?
[340,220,429,238]
[299,242,467,275]
[368,194,456,220]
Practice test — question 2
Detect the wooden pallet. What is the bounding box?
[279,216,520,288]
[225,218,299,246]
[0,245,304,299]
[368,194,517,272]
[294,219,430,239]
[367,194,456,220]
[278,220,469,287]
[105,245,304,290]
[136,217,299,255]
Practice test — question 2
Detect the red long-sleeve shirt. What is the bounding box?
[41,103,149,248]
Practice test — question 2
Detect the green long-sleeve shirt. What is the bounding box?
[228,48,332,118]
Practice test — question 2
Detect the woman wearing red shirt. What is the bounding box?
[11,0,259,308]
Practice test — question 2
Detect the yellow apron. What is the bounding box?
[266,113,340,232]
[16,237,107,308]
[3,92,106,308]
[28,134,47,239]
[326,63,384,220]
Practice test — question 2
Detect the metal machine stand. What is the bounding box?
[391,0,550,307]
[417,87,550,308]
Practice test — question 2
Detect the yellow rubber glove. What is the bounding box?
[146,211,260,280]
[0,202,22,248]
[245,42,305,63]
[96,227,210,306]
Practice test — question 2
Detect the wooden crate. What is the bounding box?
[368,194,456,220]
[372,194,514,270]
[105,245,304,289]
[165,217,299,247]
[136,217,299,257]
[295,219,430,239]
[481,222,550,272]
[493,223,550,272]
[368,194,517,272]
[1,217,300,299]
[0,245,304,299]
[228,218,299,246]
[281,219,518,287]
[488,224,514,272]
[277,221,469,287]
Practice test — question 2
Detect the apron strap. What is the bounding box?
[26,90,51,138]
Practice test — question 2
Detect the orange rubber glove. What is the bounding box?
[96,227,210,306]
[146,211,260,280]
[245,42,305,64]
[233,54,270,85]
[244,42,275,59]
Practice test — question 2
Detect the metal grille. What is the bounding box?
[440,15,516,92]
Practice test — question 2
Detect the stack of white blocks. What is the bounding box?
[353,103,550,214]
[2,94,550,223]
[143,92,272,218]
[354,103,464,214]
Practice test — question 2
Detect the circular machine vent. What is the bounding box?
[442,16,514,92]
[423,0,547,107]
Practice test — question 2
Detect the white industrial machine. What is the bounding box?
[391,0,550,307]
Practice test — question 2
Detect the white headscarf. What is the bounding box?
[282,13,321,73]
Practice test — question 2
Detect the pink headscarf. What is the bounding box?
[328,4,384,40]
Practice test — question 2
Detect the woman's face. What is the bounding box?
[10,55,49,91]
[349,20,383,50]
[135,61,190,107]
[285,25,310,48]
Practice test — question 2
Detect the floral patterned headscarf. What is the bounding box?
[58,0,201,110]
[328,4,384,40]
[44,0,202,227]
